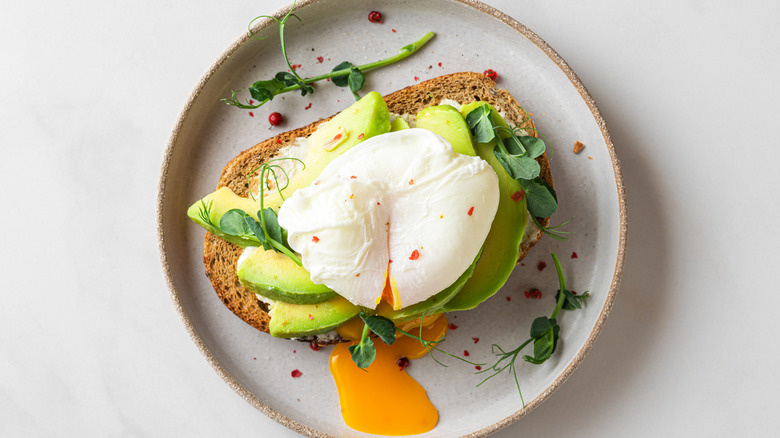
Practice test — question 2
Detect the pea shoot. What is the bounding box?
[223,1,434,109]
[476,252,590,406]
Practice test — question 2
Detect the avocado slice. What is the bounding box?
[262,91,391,211]
[237,246,335,304]
[390,116,410,131]
[269,295,361,338]
[186,187,262,248]
[414,105,476,156]
[443,103,528,311]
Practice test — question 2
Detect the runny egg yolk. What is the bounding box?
[329,315,449,435]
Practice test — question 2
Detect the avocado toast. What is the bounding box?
[190,72,553,343]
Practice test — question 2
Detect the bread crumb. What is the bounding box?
[588,156,593,160]
[573,141,585,154]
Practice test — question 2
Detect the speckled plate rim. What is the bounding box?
[156,0,627,436]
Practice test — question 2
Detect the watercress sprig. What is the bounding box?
[223,1,435,109]
[465,103,558,218]
[476,252,590,406]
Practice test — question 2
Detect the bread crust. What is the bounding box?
[203,72,553,338]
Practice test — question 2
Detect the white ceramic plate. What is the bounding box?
[157,0,626,436]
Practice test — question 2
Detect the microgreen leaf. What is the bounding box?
[331,61,354,87]
[519,178,558,218]
[518,135,546,159]
[556,289,591,311]
[465,103,496,143]
[262,208,284,245]
[219,209,256,238]
[493,145,540,181]
[249,78,285,102]
[349,323,376,369]
[360,313,396,345]
[348,66,365,100]
[243,215,266,247]
[349,337,376,369]
[528,316,555,338]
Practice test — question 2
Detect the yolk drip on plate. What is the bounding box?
[329,315,449,435]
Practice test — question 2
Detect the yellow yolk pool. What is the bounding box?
[329,315,449,435]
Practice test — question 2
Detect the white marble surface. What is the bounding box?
[1,0,779,436]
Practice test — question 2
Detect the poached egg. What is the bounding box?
[277,128,499,310]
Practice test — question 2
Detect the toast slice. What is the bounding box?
[202,72,553,339]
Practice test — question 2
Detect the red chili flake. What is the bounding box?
[309,342,321,351]
[571,252,578,259]
[388,259,393,263]
[472,337,480,344]
[276,139,282,144]
[248,112,254,118]
[572,291,578,295]
[368,11,382,23]
[483,69,498,81]
[414,76,419,81]
[467,206,474,216]
[525,288,542,299]
[291,64,301,71]
[293,350,296,353]
[268,112,283,126]
[249,99,254,105]
[312,236,319,243]
[314,180,321,185]
[448,323,458,330]
[475,365,482,371]
[438,62,442,67]
[377,202,381,205]
[316,56,324,63]
[253,357,257,360]
[409,249,420,260]
[511,190,525,202]
[392,28,397,33]
[291,369,302,378]
[326,78,331,82]
[308,314,314,320]
[408,178,415,185]
[506,296,511,302]
[333,133,342,141]
[396,356,410,369]
[355,273,360,277]
[350,175,357,179]
[463,350,470,357]
[304,102,312,110]
[537,261,547,271]
[358,133,365,140]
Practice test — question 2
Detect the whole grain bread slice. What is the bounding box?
[203,72,553,338]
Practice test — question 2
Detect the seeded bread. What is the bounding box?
[202,72,553,338]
